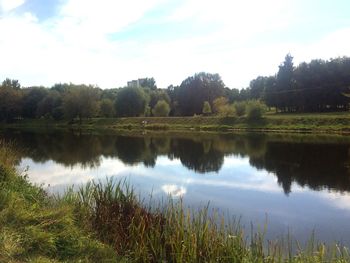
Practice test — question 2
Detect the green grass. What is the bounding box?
[3,112,350,134]
[1,140,350,262]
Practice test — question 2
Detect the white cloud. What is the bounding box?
[0,0,349,89]
[0,0,25,12]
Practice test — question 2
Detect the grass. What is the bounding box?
[3,111,350,134]
[1,140,350,262]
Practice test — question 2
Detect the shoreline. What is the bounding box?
[2,113,350,135]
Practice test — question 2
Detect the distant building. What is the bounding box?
[127,78,147,88]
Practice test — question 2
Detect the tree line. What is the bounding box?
[1,55,349,122]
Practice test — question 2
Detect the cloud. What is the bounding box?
[0,0,349,89]
[0,0,25,12]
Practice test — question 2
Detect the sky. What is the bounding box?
[0,0,350,89]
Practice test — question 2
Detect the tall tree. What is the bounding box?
[115,87,149,117]
[178,72,225,116]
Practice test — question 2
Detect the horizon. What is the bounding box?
[0,0,350,89]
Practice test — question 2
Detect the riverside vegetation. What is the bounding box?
[1,140,350,262]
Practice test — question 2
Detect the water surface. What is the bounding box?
[1,129,350,245]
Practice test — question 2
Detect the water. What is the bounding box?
[1,129,350,245]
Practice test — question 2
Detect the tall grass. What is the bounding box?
[59,178,350,262]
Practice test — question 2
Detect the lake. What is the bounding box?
[1,129,350,245]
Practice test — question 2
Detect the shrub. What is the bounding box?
[246,100,266,120]
[233,101,246,117]
[153,100,170,117]
[202,101,212,115]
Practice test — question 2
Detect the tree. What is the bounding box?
[202,101,212,115]
[212,97,228,114]
[233,101,246,116]
[275,53,295,112]
[139,77,157,90]
[63,85,100,121]
[22,87,48,118]
[36,90,64,120]
[178,72,225,116]
[0,80,22,122]
[153,100,170,117]
[115,87,149,117]
[99,99,115,117]
[246,100,266,120]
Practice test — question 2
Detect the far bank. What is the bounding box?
[2,112,350,134]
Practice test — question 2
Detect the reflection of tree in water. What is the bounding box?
[249,142,350,195]
[2,130,350,195]
[169,138,224,173]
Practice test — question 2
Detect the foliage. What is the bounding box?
[63,85,100,121]
[115,87,149,117]
[233,101,246,116]
[202,101,212,115]
[246,100,266,120]
[177,72,225,116]
[213,96,229,114]
[153,100,170,117]
[99,98,115,117]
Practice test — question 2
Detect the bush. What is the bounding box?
[233,101,246,117]
[153,100,170,117]
[246,100,266,120]
[202,101,212,115]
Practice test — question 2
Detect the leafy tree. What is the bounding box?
[153,100,170,117]
[22,87,48,118]
[0,80,22,122]
[2,78,21,90]
[63,85,100,121]
[99,98,115,117]
[139,77,157,90]
[202,101,212,115]
[246,100,266,120]
[36,90,64,120]
[178,72,225,116]
[115,87,149,117]
[233,101,246,116]
[213,97,228,114]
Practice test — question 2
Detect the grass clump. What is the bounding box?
[0,140,116,262]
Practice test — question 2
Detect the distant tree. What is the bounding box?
[99,98,115,117]
[246,100,266,120]
[202,101,212,115]
[2,78,21,90]
[139,77,157,90]
[233,101,246,116]
[153,100,170,117]
[178,72,225,116]
[0,80,22,122]
[212,97,228,114]
[275,53,295,112]
[36,90,64,120]
[149,89,170,110]
[22,87,48,118]
[115,87,149,117]
[63,85,100,121]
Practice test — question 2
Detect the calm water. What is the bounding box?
[2,129,350,245]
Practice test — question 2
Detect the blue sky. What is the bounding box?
[0,0,350,89]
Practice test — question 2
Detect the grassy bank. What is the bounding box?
[1,141,350,262]
[3,112,350,134]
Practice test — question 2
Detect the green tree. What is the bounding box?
[0,80,22,122]
[153,100,170,117]
[99,98,115,117]
[115,87,149,117]
[233,101,246,116]
[63,85,100,121]
[246,100,266,120]
[178,72,225,116]
[202,101,212,115]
